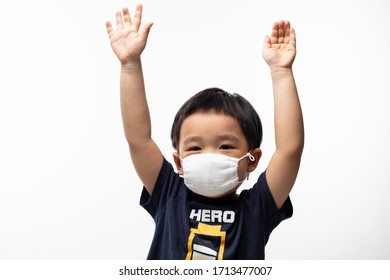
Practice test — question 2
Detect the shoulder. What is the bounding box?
[240,171,293,221]
[140,157,186,217]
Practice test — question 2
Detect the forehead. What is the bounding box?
[180,111,246,143]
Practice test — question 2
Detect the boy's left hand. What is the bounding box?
[106,4,153,65]
[262,20,296,70]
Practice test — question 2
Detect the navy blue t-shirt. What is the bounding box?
[140,157,293,260]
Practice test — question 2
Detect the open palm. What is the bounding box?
[106,5,153,64]
[262,20,296,69]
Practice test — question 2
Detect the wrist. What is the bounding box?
[269,67,295,83]
[121,59,143,72]
[269,66,293,74]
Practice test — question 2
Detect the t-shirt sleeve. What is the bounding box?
[140,157,183,219]
[244,171,293,237]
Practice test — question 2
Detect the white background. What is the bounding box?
[0,0,389,260]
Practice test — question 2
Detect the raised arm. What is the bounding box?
[106,5,163,195]
[262,20,304,209]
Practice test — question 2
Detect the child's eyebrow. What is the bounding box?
[182,136,203,145]
[182,134,240,145]
[217,134,240,143]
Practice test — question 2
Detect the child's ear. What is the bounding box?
[172,152,183,175]
[248,148,262,173]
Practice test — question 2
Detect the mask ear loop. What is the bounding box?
[246,152,255,162]
[245,152,256,180]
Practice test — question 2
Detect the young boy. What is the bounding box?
[106,4,304,260]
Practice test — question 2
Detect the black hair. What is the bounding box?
[170,87,262,151]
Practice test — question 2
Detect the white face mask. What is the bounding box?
[180,153,255,198]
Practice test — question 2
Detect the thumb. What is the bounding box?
[263,35,271,49]
[140,22,154,43]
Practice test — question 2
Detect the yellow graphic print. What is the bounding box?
[186,222,226,260]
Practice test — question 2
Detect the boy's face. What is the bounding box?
[173,110,261,193]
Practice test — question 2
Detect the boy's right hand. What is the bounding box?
[106,4,153,65]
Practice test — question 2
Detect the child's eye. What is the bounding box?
[188,146,201,151]
[219,145,233,150]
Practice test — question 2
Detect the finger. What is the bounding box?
[122,7,132,26]
[115,10,123,30]
[132,4,143,31]
[284,20,291,44]
[289,28,296,48]
[106,20,115,37]
[140,22,154,43]
[270,21,279,45]
[285,20,291,31]
[278,20,285,44]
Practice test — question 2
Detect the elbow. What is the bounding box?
[291,137,305,158]
[288,129,305,158]
[127,136,155,150]
[277,138,304,160]
[294,138,305,156]
[286,145,304,161]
